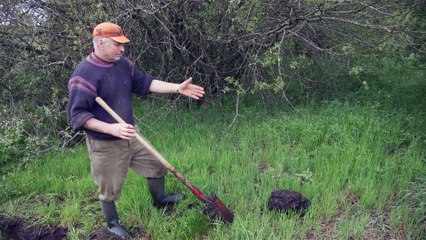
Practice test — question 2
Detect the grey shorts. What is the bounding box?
[86,131,167,201]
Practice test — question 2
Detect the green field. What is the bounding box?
[1,96,424,239]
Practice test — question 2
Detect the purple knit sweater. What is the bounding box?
[67,53,154,140]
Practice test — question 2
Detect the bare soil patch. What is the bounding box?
[0,214,67,240]
[0,214,151,240]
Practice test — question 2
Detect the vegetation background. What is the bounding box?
[0,0,425,239]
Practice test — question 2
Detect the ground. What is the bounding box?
[0,214,150,240]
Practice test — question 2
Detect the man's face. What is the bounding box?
[99,39,125,62]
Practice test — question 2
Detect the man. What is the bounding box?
[67,22,205,239]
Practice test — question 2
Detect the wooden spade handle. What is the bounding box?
[95,97,204,198]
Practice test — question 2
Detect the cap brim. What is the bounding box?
[110,36,130,43]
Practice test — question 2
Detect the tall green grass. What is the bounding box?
[1,97,424,239]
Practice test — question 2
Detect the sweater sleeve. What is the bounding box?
[67,75,97,132]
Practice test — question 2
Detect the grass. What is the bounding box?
[1,97,425,239]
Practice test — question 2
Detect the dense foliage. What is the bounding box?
[0,0,425,164]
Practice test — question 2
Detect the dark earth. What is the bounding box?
[0,215,67,240]
[203,193,234,223]
[203,193,222,221]
[0,214,150,240]
[267,189,311,216]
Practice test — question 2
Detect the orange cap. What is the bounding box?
[92,22,130,43]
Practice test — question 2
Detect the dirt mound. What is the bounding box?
[0,214,67,240]
[267,189,310,216]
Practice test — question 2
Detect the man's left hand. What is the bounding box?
[178,77,205,100]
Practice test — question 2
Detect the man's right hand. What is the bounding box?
[84,118,136,140]
[109,123,136,140]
